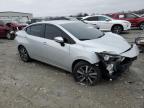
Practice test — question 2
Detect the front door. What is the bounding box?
[42,24,71,70]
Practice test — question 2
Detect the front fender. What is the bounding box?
[72,53,100,65]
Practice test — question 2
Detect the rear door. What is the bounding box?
[83,16,112,30]
[96,16,113,30]
[25,24,46,60]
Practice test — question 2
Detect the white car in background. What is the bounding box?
[82,15,131,34]
[141,14,144,17]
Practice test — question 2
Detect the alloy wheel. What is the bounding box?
[112,25,122,34]
[6,33,11,40]
[19,47,29,62]
[74,65,100,86]
[140,23,144,30]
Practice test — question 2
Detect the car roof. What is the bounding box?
[35,20,80,25]
[82,15,107,19]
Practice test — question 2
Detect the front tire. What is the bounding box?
[18,46,31,62]
[73,61,101,86]
[111,25,123,34]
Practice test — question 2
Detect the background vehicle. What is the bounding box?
[141,14,144,17]
[27,18,44,24]
[135,37,144,53]
[45,17,100,29]
[0,19,26,39]
[82,15,131,34]
[108,13,144,30]
[15,21,139,85]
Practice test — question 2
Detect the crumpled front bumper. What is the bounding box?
[99,44,139,80]
[121,44,139,58]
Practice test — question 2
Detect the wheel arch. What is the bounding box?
[111,24,124,31]
[18,44,25,50]
[18,44,30,56]
[72,59,91,72]
[138,21,144,25]
[138,21,144,29]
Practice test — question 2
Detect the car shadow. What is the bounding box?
[30,59,71,75]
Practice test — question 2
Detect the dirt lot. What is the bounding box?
[0,30,144,108]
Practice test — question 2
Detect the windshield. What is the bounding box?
[104,15,113,20]
[61,22,104,40]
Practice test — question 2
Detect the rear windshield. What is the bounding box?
[61,22,104,40]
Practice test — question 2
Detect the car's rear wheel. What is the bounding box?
[139,22,144,30]
[112,25,123,34]
[73,61,101,86]
[18,46,31,62]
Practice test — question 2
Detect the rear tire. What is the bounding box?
[111,25,123,34]
[18,46,31,62]
[73,61,101,86]
[139,22,144,30]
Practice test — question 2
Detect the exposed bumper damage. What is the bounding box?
[98,44,139,80]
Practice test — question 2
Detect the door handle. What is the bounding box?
[43,42,47,45]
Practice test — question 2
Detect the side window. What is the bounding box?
[85,17,98,21]
[25,27,31,34]
[98,16,108,21]
[27,24,45,37]
[45,24,74,44]
[45,25,62,40]
[118,15,125,18]
[125,14,137,18]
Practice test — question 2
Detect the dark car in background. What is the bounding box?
[27,18,44,24]
[135,36,144,53]
[107,13,144,30]
[0,19,26,40]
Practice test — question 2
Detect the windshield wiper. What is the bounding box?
[79,39,90,41]
[97,33,105,39]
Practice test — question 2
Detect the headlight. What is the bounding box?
[103,55,110,61]
[123,22,130,25]
[97,52,124,62]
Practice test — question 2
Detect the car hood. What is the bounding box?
[79,32,131,54]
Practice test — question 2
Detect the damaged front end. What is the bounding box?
[97,44,139,80]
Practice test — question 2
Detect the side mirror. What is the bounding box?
[54,37,64,43]
[106,19,111,22]
[54,37,65,46]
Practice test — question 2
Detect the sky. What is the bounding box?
[0,0,144,17]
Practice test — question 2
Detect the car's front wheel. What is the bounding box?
[111,25,123,34]
[18,46,31,62]
[73,61,101,86]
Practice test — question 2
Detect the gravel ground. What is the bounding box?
[0,30,144,108]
